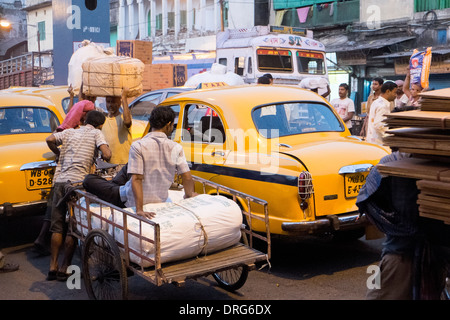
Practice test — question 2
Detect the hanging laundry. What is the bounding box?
[297,7,310,23]
[329,2,334,16]
[275,9,287,26]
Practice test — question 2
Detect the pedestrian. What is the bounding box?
[33,84,97,256]
[365,81,398,147]
[83,106,197,218]
[57,84,96,132]
[262,73,273,84]
[394,80,409,110]
[357,151,449,300]
[0,250,19,273]
[45,110,111,281]
[102,87,132,171]
[299,77,331,98]
[403,67,426,109]
[330,83,355,132]
[257,76,271,84]
[360,77,384,137]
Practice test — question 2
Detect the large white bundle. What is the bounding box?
[115,194,242,267]
[74,193,242,267]
[184,63,245,87]
[67,40,114,95]
[82,56,145,97]
[73,198,111,237]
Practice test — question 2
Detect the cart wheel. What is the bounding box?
[212,265,249,292]
[82,229,128,300]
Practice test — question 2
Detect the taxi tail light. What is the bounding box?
[298,171,314,210]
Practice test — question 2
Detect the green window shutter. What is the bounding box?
[38,21,45,41]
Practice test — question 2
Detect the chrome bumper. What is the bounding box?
[281,212,368,234]
[0,199,48,217]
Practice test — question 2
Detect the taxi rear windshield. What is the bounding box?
[252,102,344,138]
[0,107,59,135]
[257,48,293,72]
[297,51,325,75]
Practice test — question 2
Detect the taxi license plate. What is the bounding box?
[344,172,368,198]
[24,168,55,190]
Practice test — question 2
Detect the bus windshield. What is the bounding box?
[296,51,326,75]
[257,48,293,72]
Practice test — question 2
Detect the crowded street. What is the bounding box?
[1,214,385,301]
[1,0,450,307]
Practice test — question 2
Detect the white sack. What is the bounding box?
[184,63,245,87]
[68,40,113,95]
[75,193,242,267]
[73,197,111,237]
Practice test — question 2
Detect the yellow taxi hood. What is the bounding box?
[0,134,55,169]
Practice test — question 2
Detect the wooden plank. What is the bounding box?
[417,179,450,192]
[376,157,450,180]
[419,211,450,224]
[142,243,267,283]
[384,110,450,129]
[396,147,450,157]
[386,128,450,140]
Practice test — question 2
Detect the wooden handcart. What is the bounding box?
[68,176,271,300]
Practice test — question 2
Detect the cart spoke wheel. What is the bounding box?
[82,229,127,300]
[212,266,248,292]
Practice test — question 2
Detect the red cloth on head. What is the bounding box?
[57,100,95,131]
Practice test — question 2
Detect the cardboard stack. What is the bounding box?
[377,88,450,224]
[116,40,187,92]
[142,64,187,91]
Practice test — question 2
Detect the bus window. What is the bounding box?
[234,57,245,75]
[256,48,292,72]
[296,51,325,75]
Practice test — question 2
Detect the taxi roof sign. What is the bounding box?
[196,82,228,89]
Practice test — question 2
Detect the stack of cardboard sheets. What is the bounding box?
[378,88,450,224]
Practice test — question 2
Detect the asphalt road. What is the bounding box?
[0,214,385,302]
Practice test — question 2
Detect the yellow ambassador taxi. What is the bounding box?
[148,85,389,238]
[0,91,65,217]
[0,86,147,218]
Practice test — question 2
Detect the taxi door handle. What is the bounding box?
[211,151,225,157]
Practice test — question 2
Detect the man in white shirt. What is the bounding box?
[366,81,398,146]
[394,80,409,109]
[331,83,355,130]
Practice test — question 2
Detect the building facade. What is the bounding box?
[24,0,53,53]
[0,0,27,60]
[273,0,450,111]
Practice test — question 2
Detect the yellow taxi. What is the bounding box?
[148,85,389,238]
[0,92,65,217]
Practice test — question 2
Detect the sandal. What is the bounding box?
[46,270,57,281]
[0,262,19,273]
[57,271,69,282]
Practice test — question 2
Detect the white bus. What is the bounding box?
[152,26,329,86]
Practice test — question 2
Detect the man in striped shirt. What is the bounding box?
[45,110,111,281]
[83,107,197,218]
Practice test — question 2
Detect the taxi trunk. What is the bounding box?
[277,136,386,219]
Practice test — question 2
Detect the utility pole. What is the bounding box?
[219,0,224,32]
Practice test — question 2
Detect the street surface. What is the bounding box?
[0,214,384,301]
